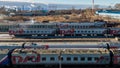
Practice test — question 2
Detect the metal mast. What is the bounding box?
[92,0,94,10]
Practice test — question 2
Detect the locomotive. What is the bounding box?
[0,42,120,68]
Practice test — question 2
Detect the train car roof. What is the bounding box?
[0,49,9,54]
[12,48,109,54]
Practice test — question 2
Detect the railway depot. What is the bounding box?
[1,1,120,68]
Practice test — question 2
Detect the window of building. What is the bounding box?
[88,57,92,61]
[42,57,46,61]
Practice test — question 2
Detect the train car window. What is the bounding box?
[75,25,77,28]
[38,25,41,28]
[24,31,26,33]
[81,57,85,61]
[83,26,85,28]
[47,31,49,33]
[45,31,47,33]
[39,25,41,28]
[36,25,38,28]
[33,25,35,28]
[30,25,32,28]
[94,57,99,61]
[80,26,82,28]
[69,25,72,28]
[99,31,101,33]
[76,26,79,29]
[81,31,83,33]
[50,25,53,28]
[31,25,33,28]
[47,25,49,28]
[37,31,39,33]
[74,26,76,29]
[41,25,43,28]
[50,57,55,61]
[45,25,47,28]
[42,57,46,61]
[40,25,43,28]
[50,26,53,28]
[86,26,88,28]
[84,26,86,28]
[38,25,40,28]
[61,57,63,61]
[68,25,70,28]
[26,31,29,33]
[88,31,91,33]
[43,25,45,28]
[44,31,46,33]
[67,57,71,61]
[34,25,36,28]
[74,57,78,61]
[72,26,74,28]
[87,57,92,61]
[95,31,98,33]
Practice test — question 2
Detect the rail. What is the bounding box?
[0,38,117,42]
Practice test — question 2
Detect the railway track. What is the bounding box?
[0,38,117,42]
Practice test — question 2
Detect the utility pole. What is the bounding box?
[58,51,62,68]
[92,0,95,16]
[92,0,94,10]
[58,49,65,68]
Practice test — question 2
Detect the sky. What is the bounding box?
[0,0,119,6]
